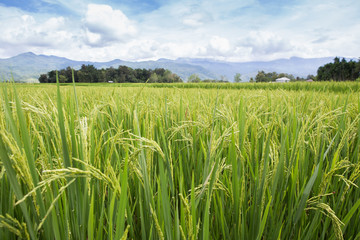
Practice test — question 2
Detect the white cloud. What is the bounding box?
[181,8,213,28]
[84,4,137,46]
[1,13,69,46]
[0,0,359,62]
[42,17,66,31]
[182,13,205,27]
[84,30,102,46]
[0,6,81,58]
[125,40,160,60]
[241,31,292,55]
[209,36,231,55]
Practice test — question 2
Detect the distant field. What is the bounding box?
[0,82,359,239]
[31,81,360,93]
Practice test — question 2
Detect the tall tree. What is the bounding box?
[188,73,201,83]
[234,73,242,82]
[39,65,183,83]
[317,57,360,81]
[38,74,48,83]
[148,73,159,83]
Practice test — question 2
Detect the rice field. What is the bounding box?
[0,81,360,239]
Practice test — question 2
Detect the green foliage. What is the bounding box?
[58,75,67,83]
[148,72,159,83]
[255,70,295,82]
[234,73,242,82]
[0,82,359,239]
[317,57,360,81]
[188,73,201,82]
[38,74,48,83]
[117,81,360,93]
[39,65,182,83]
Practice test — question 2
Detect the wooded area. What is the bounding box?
[38,64,183,83]
[317,57,360,81]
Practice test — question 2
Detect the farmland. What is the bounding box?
[0,82,360,239]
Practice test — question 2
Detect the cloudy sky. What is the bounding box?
[0,0,359,62]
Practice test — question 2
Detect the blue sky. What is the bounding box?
[0,0,359,61]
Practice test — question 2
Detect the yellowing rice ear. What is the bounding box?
[0,81,359,240]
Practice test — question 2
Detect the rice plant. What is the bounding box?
[0,80,359,239]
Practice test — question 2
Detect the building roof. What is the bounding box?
[275,77,290,82]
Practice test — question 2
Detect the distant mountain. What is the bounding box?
[174,56,335,81]
[0,52,335,82]
[0,52,217,82]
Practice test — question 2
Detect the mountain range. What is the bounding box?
[0,52,335,82]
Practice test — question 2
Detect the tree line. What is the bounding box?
[38,64,183,83]
[38,57,360,84]
[187,73,232,83]
[317,57,360,81]
[254,71,297,82]
[253,57,360,82]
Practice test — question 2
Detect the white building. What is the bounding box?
[275,77,290,83]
